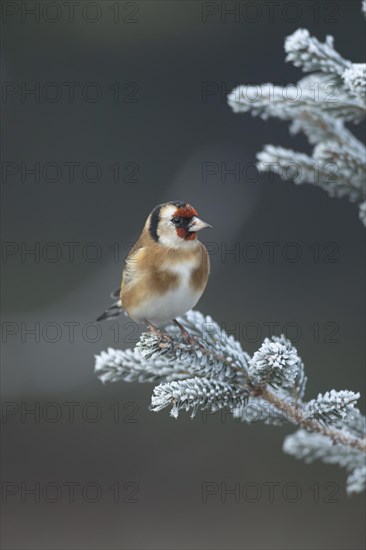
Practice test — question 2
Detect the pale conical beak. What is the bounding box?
[189,216,213,232]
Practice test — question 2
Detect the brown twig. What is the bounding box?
[163,336,366,454]
[258,387,366,453]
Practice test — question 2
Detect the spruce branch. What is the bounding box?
[228,82,365,123]
[283,425,366,495]
[257,142,364,202]
[94,310,365,494]
[151,377,250,419]
[94,346,190,384]
[303,390,360,424]
[359,201,366,225]
[228,1,366,225]
[284,29,351,77]
[260,387,364,453]
[343,64,366,100]
[248,336,300,390]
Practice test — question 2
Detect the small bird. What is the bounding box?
[97,201,212,342]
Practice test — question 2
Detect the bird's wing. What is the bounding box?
[108,237,145,297]
[97,237,145,322]
[121,236,146,290]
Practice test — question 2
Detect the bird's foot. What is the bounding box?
[173,319,203,348]
[144,320,173,346]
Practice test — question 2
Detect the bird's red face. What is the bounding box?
[172,205,199,240]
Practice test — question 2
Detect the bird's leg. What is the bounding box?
[144,320,173,344]
[173,319,201,347]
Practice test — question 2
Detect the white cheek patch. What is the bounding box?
[158,206,185,248]
[158,223,183,248]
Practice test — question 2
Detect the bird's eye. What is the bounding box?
[171,217,181,225]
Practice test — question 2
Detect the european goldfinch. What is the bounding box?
[97,201,212,341]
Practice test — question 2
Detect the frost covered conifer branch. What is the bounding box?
[228,2,366,225]
[95,310,366,495]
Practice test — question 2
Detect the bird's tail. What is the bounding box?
[96,288,125,322]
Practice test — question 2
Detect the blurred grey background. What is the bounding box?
[1,1,365,549]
